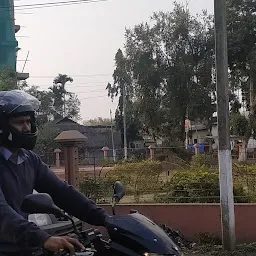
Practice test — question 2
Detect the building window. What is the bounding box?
[194,139,198,144]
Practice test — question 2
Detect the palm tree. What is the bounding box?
[53,74,73,117]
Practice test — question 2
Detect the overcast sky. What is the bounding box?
[15,0,214,122]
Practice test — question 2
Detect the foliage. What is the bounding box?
[50,74,80,120]
[154,169,249,203]
[190,154,218,168]
[20,74,81,126]
[64,93,81,121]
[105,160,163,199]
[107,4,216,144]
[79,175,116,203]
[230,113,249,137]
[106,50,142,145]
[156,147,193,162]
[99,158,116,167]
[114,105,143,146]
[226,0,256,145]
[83,117,113,126]
[20,83,55,127]
[0,68,17,90]
[227,0,256,74]
[77,158,256,204]
[35,125,60,156]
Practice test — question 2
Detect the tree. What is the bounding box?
[114,103,143,146]
[48,74,80,121]
[21,78,81,126]
[107,49,143,146]
[83,117,113,126]
[34,124,60,159]
[64,92,81,121]
[51,74,74,117]
[108,3,215,145]
[20,82,56,127]
[226,0,256,159]
[0,68,17,90]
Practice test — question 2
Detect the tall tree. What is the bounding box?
[19,82,56,127]
[49,74,80,120]
[21,80,81,126]
[226,0,256,160]
[107,49,142,146]
[108,3,215,145]
[52,74,74,117]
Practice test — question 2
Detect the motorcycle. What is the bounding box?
[21,181,184,256]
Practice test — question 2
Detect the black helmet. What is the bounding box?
[0,90,40,150]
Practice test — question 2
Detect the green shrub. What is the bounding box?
[154,169,250,203]
[79,175,115,203]
[98,158,115,167]
[190,154,218,169]
[104,160,163,202]
[108,160,162,190]
[78,160,256,204]
[169,147,193,162]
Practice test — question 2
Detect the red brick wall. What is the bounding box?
[96,204,256,243]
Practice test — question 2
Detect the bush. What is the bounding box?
[78,160,256,204]
[109,160,162,189]
[154,169,250,203]
[98,158,115,167]
[79,175,116,203]
[169,147,193,162]
[105,160,163,202]
[190,154,218,169]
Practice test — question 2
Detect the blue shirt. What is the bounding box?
[0,146,28,165]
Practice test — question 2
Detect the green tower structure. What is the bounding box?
[0,0,18,70]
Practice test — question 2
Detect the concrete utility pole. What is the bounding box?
[214,0,236,251]
[123,83,128,160]
[110,109,116,162]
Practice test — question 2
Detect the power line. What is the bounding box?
[15,0,107,8]
[0,0,109,11]
[17,0,108,11]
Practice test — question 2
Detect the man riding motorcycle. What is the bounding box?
[0,90,109,256]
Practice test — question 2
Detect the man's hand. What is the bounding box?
[43,236,85,254]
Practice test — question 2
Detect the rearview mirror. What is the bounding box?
[21,193,63,216]
[113,181,125,203]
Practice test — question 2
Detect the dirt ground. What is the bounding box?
[184,244,256,256]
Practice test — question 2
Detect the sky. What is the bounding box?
[15,0,214,122]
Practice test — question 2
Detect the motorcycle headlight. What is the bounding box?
[28,213,52,226]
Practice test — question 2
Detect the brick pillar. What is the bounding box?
[54,148,61,169]
[55,130,87,189]
[148,145,156,160]
[102,146,110,159]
